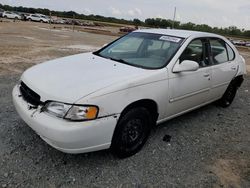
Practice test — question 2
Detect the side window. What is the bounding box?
[210,39,228,64]
[226,44,235,61]
[180,39,208,67]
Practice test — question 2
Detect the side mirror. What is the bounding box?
[173,60,199,73]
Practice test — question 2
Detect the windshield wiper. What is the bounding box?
[109,57,145,69]
[109,57,129,64]
[93,53,132,66]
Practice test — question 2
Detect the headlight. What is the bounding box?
[43,102,99,121]
[43,102,71,118]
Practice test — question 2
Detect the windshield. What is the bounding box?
[95,32,184,69]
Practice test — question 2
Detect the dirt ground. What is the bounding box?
[238,47,250,73]
[0,20,117,75]
[0,20,249,76]
[0,21,250,188]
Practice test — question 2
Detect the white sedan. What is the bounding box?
[13,29,246,158]
[2,11,21,20]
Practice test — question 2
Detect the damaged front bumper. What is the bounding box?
[12,85,119,154]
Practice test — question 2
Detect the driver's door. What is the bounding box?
[167,38,212,116]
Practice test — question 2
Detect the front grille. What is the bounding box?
[20,82,42,106]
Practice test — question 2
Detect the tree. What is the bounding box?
[133,18,142,26]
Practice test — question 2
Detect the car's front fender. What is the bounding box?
[74,70,169,120]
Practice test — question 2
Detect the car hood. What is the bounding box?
[21,52,149,103]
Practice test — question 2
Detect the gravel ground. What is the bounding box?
[0,74,249,188]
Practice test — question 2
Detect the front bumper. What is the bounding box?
[12,85,119,154]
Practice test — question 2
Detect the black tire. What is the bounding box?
[111,107,152,158]
[217,82,237,107]
[4,16,7,18]
[28,18,31,21]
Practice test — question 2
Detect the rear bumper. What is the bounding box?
[12,85,119,154]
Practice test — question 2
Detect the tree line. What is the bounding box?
[1,3,249,38]
[143,18,250,38]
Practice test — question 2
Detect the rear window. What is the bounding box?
[226,44,235,61]
[210,39,228,64]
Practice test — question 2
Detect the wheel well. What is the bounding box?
[232,75,244,88]
[120,99,159,123]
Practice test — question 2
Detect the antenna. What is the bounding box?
[172,7,176,29]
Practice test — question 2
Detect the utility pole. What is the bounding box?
[49,11,52,29]
[172,7,176,29]
[72,14,75,32]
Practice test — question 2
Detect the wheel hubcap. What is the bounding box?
[122,119,143,146]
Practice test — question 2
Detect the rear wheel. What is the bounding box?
[111,107,152,158]
[217,82,237,107]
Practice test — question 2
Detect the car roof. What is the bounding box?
[134,29,221,39]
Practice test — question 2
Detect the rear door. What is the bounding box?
[8,12,14,19]
[32,15,40,21]
[167,38,212,116]
[208,38,238,101]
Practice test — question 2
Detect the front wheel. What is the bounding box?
[111,107,152,158]
[217,82,237,107]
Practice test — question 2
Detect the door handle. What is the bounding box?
[231,66,237,70]
[203,73,210,77]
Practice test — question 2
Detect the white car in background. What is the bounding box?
[26,14,50,23]
[52,18,66,24]
[232,40,246,46]
[2,11,21,20]
[13,29,246,158]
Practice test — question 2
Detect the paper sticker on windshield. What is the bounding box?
[159,36,181,43]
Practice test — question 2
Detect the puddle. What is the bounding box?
[36,26,63,32]
[23,36,35,40]
[56,34,70,38]
[66,45,99,51]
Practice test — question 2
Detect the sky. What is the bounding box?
[1,0,250,30]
